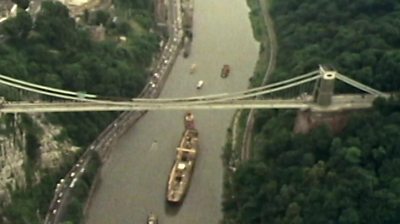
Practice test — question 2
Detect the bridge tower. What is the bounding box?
[316,65,336,106]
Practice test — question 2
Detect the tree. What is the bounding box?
[344,147,361,164]
[2,0,159,223]
[12,0,30,9]
[94,10,110,25]
[224,0,400,223]
[283,202,303,224]
[338,208,360,224]
[1,10,32,40]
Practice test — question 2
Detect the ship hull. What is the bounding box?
[166,159,196,204]
[166,113,199,204]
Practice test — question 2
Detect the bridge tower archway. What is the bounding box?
[316,65,336,106]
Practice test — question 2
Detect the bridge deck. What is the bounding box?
[0,94,379,113]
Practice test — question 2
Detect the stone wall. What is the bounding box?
[294,110,350,134]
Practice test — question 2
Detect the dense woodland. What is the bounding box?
[224,0,400,223]
[0,0,158,223]
[224,98,400,224]
[0,0,159,145]
[268,0,400,92]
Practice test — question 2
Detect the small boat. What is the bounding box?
[147,213,158,224]
[196,80,204,89]
[190,64,197,74]
[221,64,230,78]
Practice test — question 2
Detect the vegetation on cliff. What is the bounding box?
[0,1,159,146]
[224,0,400,223]
[269,0,400,92]
[0,0,158,223]
[224,98,400,224]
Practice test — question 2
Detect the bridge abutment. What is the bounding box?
[316,66,336,106]
[294,110,350,134]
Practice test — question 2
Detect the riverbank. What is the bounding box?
[223,0,277,221]
[228,0,277,166]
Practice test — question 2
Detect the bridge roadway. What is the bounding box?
[0,94,378,113]
[84,0,259,223]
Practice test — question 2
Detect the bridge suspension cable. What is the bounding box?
[0,70,320,105]
[157,74,321,107]
[0,69,386,111]
[0,71,321,108]
[0,74,98,98]
[132,70,320,102]
[207,75,319,101]
[0,78,136,106]
[335,73,386,96]
[0,68,387,113]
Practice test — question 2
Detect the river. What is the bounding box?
[85,0,258,223]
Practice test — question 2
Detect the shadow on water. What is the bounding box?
[164,200,182,216]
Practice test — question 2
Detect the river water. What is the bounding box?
[85,0,258,223]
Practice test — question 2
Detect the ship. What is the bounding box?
[166,112,199,203]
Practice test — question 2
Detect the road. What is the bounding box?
[242,0,278,160]
[85,0,259,223]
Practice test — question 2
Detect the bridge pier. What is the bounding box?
[316,66,336,106]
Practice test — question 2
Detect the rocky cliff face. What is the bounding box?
[0,113,77,207]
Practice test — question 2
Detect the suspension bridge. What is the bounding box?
[0,66,390,113]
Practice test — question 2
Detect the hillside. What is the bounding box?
[0,0,159,223]
[223,0,400,223]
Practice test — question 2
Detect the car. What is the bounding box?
[147,213,158,224]
[69,177,78,189]
[55,183,62,192]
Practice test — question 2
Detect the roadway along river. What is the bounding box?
[85,0,258,223]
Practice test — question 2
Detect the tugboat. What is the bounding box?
[221,64,230,78]
[166,112,199,203]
